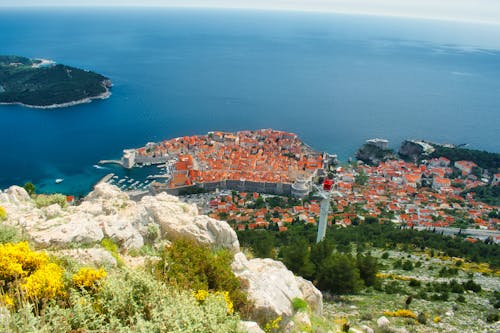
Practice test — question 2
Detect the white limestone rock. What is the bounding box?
[238,321,265,333]
[0,183,240,252]
[296,276,323,315]
[5,186,31,203]
[360,325,374,333]
[232,252,322,323]
[56,248,117,267]
[43,203,63,219]
[141,193,239,252]
[29,213,104,246]
[377,316,390,328]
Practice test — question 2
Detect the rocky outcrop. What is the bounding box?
[232,252,323,324]
[398,140,435,162]
[0,183,238,252]
[141,193,239,251]
[356,143,395,166]
[56,248,117,267]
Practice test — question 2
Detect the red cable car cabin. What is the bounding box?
[323,178,333,191]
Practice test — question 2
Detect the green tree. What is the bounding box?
[310,240,334,268]
[281,238,315,280]
[23,182,36,196]
[356,254,379,286]
[317,253,363,294]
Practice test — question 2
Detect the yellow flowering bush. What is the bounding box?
[217,291,234,315]
[383,309,417,319]
[22,263,65,300]
[72,267,107,290]
[376,273,412,281]
[193,289,209,302]
[0,294,14,308]
[434,316,441,323]
[0,242,66,305]
[194,290,234,314]
[0,205,7,221]
[264,316,282,333]
[0,242,49,283]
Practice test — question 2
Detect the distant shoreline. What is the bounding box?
[0,84,111,109]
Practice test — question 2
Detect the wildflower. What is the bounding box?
[0,242,49,283]
[383,309,417,319]
[193,289,209,302]
[216,291,234,314]
[22,263,65,300]
[0,294,14,308]
[264,316,282,333]
[72,267,107,290]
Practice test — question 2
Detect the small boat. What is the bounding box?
[55,178,64,184]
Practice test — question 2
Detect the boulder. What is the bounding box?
[360,325,374,333]
[142,193,239,252]
[100,215,144,249]
[296,276,323,315]
[29,212,104,246]
[232,252,322,324]
[377,316,390,328]
[238,321,265,333]
[56,248,117,267]
[5,186,31,203]
[348,329,363,333]
[43,203,63,219]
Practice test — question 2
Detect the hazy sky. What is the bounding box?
[1,0,499,25]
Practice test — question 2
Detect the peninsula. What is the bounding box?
[0,55,111,108]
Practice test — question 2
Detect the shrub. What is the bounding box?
[151,239,249,314]
[0,242,66,306]
[23,182,36,196]
[5,268,241,332]
[463,279,482,293]
[72,267,107,291]
[417,312,427,324]
[101,237,124,267]
[291,297,308,312]
[34,194,67,208]
[486,311,499,323]
[0,225,22,244]
[22,262,66,300]
[456,295,466,303]
[356,254,379,286]
[381,252,389,259]
[409,279,421,287]
[401,260,414,271]
[383,309,417,319]
[264,316,282,333]
[317,253,363,294]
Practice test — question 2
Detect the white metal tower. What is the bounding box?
[313,177,333,243]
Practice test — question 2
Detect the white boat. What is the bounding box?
[55,178,64,184]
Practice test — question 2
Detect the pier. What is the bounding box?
[95,173,115,187]
[99,159,123,166]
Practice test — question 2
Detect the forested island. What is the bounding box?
[0,55,111,108]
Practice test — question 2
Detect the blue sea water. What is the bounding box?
[0,8,499,195]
